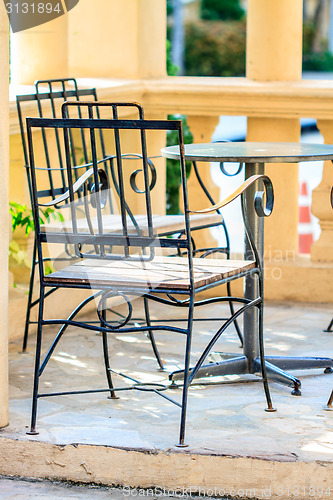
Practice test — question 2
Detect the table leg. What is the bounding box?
[169,163,333,393]
[243,162,264,369]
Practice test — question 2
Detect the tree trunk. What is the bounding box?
[171,0,184,74]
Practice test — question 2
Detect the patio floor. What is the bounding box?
[1,298,333,497]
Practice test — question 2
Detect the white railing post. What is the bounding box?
[311,119,333,262]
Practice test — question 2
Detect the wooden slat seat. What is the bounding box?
[42,213,222,236]
[45,256,256,291]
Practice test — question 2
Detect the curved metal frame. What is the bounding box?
[26,115,274,447]
[191,160,243,345]
[17,85,245,367]
[16,84,164,369]
[17,78,101,350]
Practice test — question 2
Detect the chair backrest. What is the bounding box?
[17,79,146,217]
[16,78,100,202]
[26,116,192,282]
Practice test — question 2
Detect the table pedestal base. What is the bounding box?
[169,354,333,395]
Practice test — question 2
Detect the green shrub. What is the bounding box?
[201,0,245,21]
[166,36,192,214]
[166,116,193,215]
[184,20,246,77]
[303,21,317,56]
[302,21,333,72]
[303,51,333,72]
[166,38,178,76]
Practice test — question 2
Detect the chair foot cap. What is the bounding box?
[323,405,333,411]
[265,407,277,412]
[26,430,39,435]
[175,443,189,448]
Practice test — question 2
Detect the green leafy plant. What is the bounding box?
[9,202,64,280]
[9,239,31,268]
[9,202,64,235]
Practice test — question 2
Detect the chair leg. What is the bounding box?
[177,330,193,447]
[23,238,38,351]
[101,309,118,399]
[258,303,276,412]
[226,282,243,347]
[27,285,45,435]
[324,318,333,332]
[143,297,164,370]
[323,389,333,410]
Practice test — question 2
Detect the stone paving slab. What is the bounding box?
[1,300,333,498]
[5,300,333,460]
[0,477,125,499]
[0,477,215,500]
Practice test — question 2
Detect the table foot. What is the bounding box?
[264,355,333,372]
[323,389,333,411]
[324,319,333,332]
[169,356,247,382]
[169,354,331,397]
[253,359,301,394]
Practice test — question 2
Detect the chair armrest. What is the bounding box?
[40,153,157,208]
[39,153,158,207]
[189,174,274,217]
[40,167,96,207]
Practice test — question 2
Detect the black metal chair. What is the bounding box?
[17,79,235,356]
[324,390,333,410]
[26,112,274,446]
[16,78,236,356]
[17,78,101,351]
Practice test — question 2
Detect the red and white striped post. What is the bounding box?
[298,181,314,254]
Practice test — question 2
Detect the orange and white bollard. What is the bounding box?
[298,181,314,254]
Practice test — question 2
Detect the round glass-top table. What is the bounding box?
[161,141,333,163]
[161,142,333,394]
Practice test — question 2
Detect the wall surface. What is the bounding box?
[0,7,9,428]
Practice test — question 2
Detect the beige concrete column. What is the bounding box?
[246,118,300,256]
[185,116,219,250]
[246,0,302,258]
[247,0,303,81]
[0,9,9,428]
[11,15,68,85]
[311,119,333,262]
[137,0,166,78]
[68,0,166,79]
